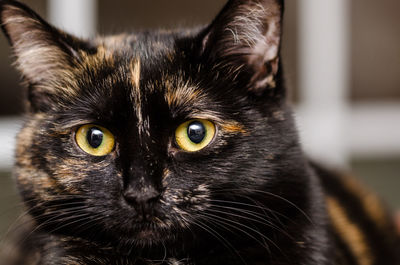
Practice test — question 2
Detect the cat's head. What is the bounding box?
[1,0,308,251]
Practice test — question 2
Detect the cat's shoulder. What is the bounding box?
[310,162,400,265]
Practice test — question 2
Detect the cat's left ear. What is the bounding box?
[199,0,283,95]
[0,0,93,84]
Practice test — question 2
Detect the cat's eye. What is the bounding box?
[75,124,115,156]
[175,119,215,152]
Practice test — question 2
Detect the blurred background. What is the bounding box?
[0,0,399,238]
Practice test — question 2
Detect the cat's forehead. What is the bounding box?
[94,33,206,100]
[50,30,246,135]
[92,32,185,83]
[62,32,214,122]
[97,30,191,61]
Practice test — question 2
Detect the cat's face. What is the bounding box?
[1,0,307,250]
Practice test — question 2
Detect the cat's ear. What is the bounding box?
[0,0,93,84]
[200,0,283,95]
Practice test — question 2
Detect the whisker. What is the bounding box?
[209,198,292,224]
[206,206,294,241]
[14,206,91,242]
[190,218,247,265]
[224,188,314,225]
[199,211,273,255]
[1,201,89,245]
[46,211,106,235]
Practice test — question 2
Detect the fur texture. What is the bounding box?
[0,0,399,264]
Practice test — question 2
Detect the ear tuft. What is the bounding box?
[201,0,283,94]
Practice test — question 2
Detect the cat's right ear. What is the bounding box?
[0,0,94,85]
[198,0,284,96]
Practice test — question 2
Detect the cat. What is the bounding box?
[0,0,399,264]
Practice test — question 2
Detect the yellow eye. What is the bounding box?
[175,119,215,152]
[75,124,115,156]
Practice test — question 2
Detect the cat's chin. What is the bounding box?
[132,226,172,245]
[114,223,180,248]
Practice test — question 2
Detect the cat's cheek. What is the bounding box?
[162,182,211,215]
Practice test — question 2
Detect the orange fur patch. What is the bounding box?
[164,78,202,108]
[342,175,389,230]
[130,58,146,136]
[130,57,141,90]
[220,122,247,134]
[327,196,373,265]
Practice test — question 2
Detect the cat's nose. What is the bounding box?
[123,185,161,207]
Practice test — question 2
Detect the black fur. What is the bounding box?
[0,0,399,264]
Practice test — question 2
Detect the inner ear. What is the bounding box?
[199,0,283,94]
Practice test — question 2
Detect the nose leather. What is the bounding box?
[123,185,160,205]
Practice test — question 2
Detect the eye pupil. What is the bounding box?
[187,121,206,144]
[87,127,103,148]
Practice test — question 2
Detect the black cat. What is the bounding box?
[0,0,399,264]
